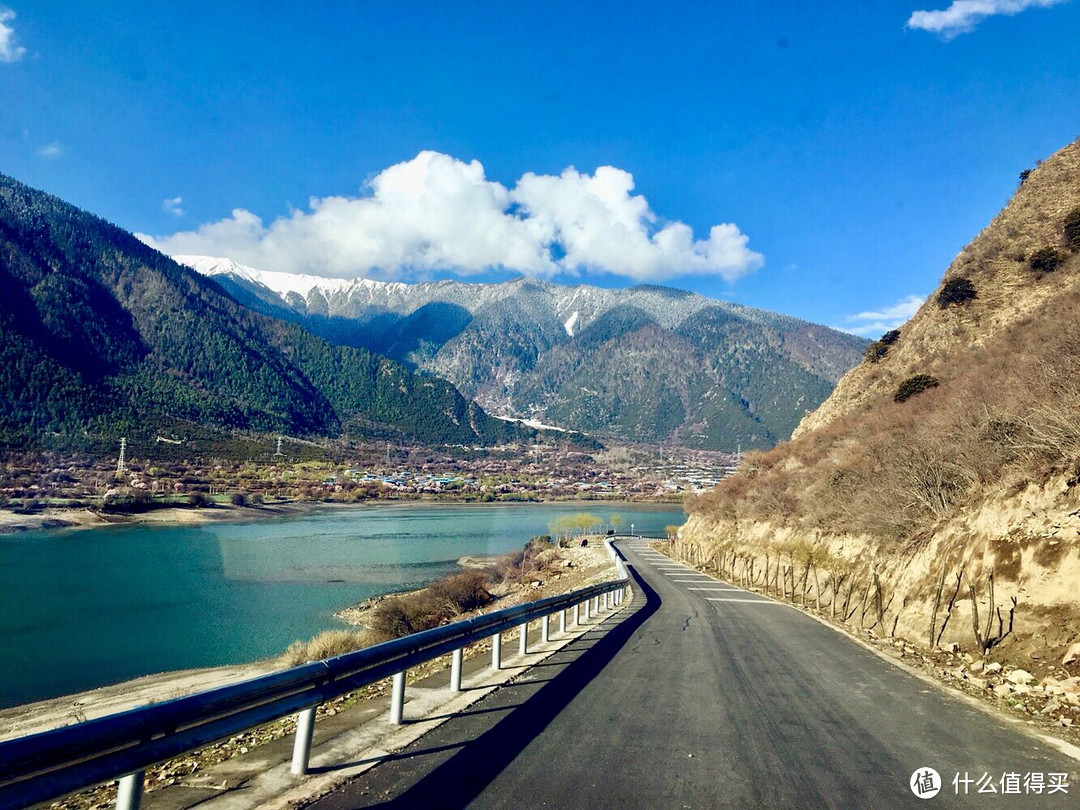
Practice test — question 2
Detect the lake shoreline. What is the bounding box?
[0,496,684,537]
[0,536,618,741]
[0,500,684,709]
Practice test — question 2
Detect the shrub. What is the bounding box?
[864,329,901,363]
[937,278,976,308]
[1030,246,1067,274]
[427,570,492,616]
[1066,207,1080,251]
[894,374,940,403]
[526,535,553,554]
[491,550,527,583]
[369,596,437,640]
[229,492,247,506]
[187,491,211,508]
[1018,160,1041,187]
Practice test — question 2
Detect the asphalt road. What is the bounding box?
[306,541,1078,809]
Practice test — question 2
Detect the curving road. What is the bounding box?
[306,540,1078,809]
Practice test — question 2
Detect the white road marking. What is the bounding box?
[686,587,742,591]
[706,598,786,604]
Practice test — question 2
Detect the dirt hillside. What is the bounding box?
[681,138,1080,676]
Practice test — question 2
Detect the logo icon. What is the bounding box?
[911,768,941,799]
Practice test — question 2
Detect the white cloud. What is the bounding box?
[162,196,185,217]
[842,294,925,337]
[36,140,62,159]
[906,0,1070,39]
[0,7,25,63]
[137,151,763,283]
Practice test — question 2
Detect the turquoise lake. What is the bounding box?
[0,502,682,708]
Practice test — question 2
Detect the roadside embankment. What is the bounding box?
[664,482,1080,744]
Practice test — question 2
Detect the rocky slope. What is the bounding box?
[180,256,866,450]
[679,138,1080,674]
[796,139,1080,437]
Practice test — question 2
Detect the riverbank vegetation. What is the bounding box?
[284,535,603,665]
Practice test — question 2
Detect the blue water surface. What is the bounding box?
[0,502,682,707]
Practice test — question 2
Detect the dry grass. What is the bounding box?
[285,540,568,662]
[684,139,1080,669]
[796,137,1080,438]
[283,629,372,666]
[692,231,1080,547]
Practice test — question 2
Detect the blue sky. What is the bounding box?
[1,1,1078,335]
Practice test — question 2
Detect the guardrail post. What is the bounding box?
[583,599,591,621]
[560,608,567,634]
[492,632,502,670]
[602,592,609,611]
[390,670,406,725]
[450,647,463,691]
[290,707,317,775]
[573,603,580,625]
[541,613,550,643]
[519,622,528,655]
[593,595,600,614]
[115,771,144,810]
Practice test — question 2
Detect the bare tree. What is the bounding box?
[928,566,947,648]
[873,572,886,630]
[844,576,859,621]
[935,571,964,647]
[968,570,1017,656]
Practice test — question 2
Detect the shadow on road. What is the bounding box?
[362,563,660,809]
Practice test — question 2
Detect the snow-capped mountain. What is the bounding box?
[180,255,867,449]
[178,254,745,333]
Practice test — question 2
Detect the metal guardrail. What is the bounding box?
[0,539,633,810]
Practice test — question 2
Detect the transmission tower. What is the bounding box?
[116,437,127,474]
[274,436,284,457]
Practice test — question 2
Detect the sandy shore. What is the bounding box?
[0,500,346,536]
[0,660,280,741]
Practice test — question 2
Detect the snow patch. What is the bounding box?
[564,311,579,337]
[178,255,358,299]
[493,415,572,433]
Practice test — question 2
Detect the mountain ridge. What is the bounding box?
[179,254,867,450]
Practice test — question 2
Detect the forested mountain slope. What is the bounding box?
[183,256,867,450]
[0,175,528,448]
